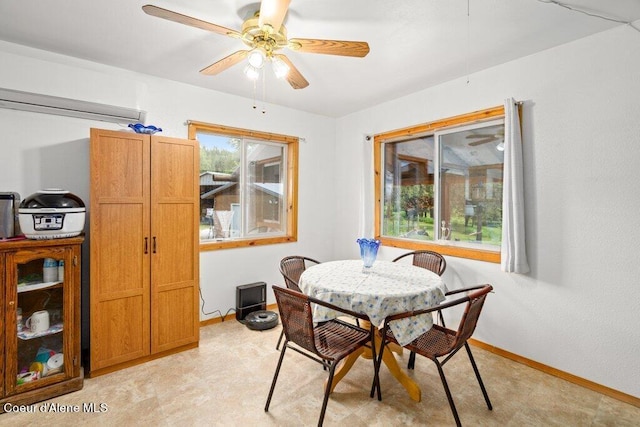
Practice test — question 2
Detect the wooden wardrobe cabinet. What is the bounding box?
[0,237,83,411]
[89,128,199,376]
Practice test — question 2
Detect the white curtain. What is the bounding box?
[501,98,530,273]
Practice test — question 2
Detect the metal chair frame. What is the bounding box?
[374,284,493,427]
[392,250,447,275]
[266,286,380,427]
[276,256,321,350]
[392,250,447,369]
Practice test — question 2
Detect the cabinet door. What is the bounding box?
[150,135,200,353]
[90,129,151,370]
[5,245,77,395]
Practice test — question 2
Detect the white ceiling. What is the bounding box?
[1,0,639,118]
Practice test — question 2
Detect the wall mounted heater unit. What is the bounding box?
[0,87,146,124]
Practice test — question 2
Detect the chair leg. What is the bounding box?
[275,329,284,350]
[368,324,381,401]
[464,342,493,410]
[438,309,446,327]
[407,351,417,370]
[370,328,386,401]
[319,362,337,427]
[434,359,462,427]
[265,345,287,412]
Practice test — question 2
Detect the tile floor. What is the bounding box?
[2,319,639,426]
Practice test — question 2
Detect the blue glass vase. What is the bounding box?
[357,238,380,271]
[128,123,162,134]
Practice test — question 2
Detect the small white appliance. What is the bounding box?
[19,189,85,239]
[0,192,20,238]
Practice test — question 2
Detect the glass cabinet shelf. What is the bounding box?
[17,281,62,293]
[17,323,64,341]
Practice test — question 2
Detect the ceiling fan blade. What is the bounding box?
[275,54,309,89]
[200,50,249,75]
[466,134,494,139]
[142,5,241,38]
[468,137,498,146]
[288,38,370,57]
[258,0,291,32]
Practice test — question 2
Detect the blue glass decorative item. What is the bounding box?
[357,238,380,271]
[128,123,162,134]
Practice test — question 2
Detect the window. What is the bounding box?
[188,121,298,250]
[375,106,506,262]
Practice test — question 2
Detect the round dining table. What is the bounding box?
[298,259,448,402]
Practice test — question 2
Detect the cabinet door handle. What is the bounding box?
[153,236,157,254]
[144,237,148,254]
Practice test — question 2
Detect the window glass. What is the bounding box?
[199,134,240,239]
[245,141,286,233]
[437,121,504,248]
[189,122,298,250]
[382,137,435,240]
[375,106,506,262]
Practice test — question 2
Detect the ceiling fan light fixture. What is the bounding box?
[272,56,290,79]
[244,64,261,80]
[142,2,368,90]
[247,48,266,69]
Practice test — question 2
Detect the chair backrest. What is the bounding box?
[383,284,492,357]
[393,250,446,276]
[279,256,320,292]
[450,285,492,352]
[273,286,317,354]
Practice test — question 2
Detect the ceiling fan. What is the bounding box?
[142,0,370,89]
[466,130,504,146]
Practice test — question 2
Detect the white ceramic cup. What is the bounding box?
[26,310,50,334]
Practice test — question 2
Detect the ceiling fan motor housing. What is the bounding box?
[241,12,288,57]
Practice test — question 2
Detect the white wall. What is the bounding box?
[334,25,640,398]
[0,41,336,331]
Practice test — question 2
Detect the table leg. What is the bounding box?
[387,342,404,355]
[326,326,420,402]
[379,341,421,402]
[326,347,364,393]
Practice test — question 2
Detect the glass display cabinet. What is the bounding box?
[0,237,83,411]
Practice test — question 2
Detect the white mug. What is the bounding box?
[26,310,50,334]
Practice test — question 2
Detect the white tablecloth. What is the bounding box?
[298,260,448,346]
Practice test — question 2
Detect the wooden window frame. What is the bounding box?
[374,106,505,263]
[188,121,298,251]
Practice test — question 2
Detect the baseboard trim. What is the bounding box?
[468,338,640,408]
[199,303,278,327]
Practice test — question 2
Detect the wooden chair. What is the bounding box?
[375,284,493,427]
[276,256,321,350]
[392,250,447,369]
[266,286,379,427]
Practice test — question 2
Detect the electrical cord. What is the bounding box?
[199,287,236,321]
[537,0,640,33]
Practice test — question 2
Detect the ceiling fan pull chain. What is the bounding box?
[262,66,267,114]
[252,78,257,110]
[466,0,470,85]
